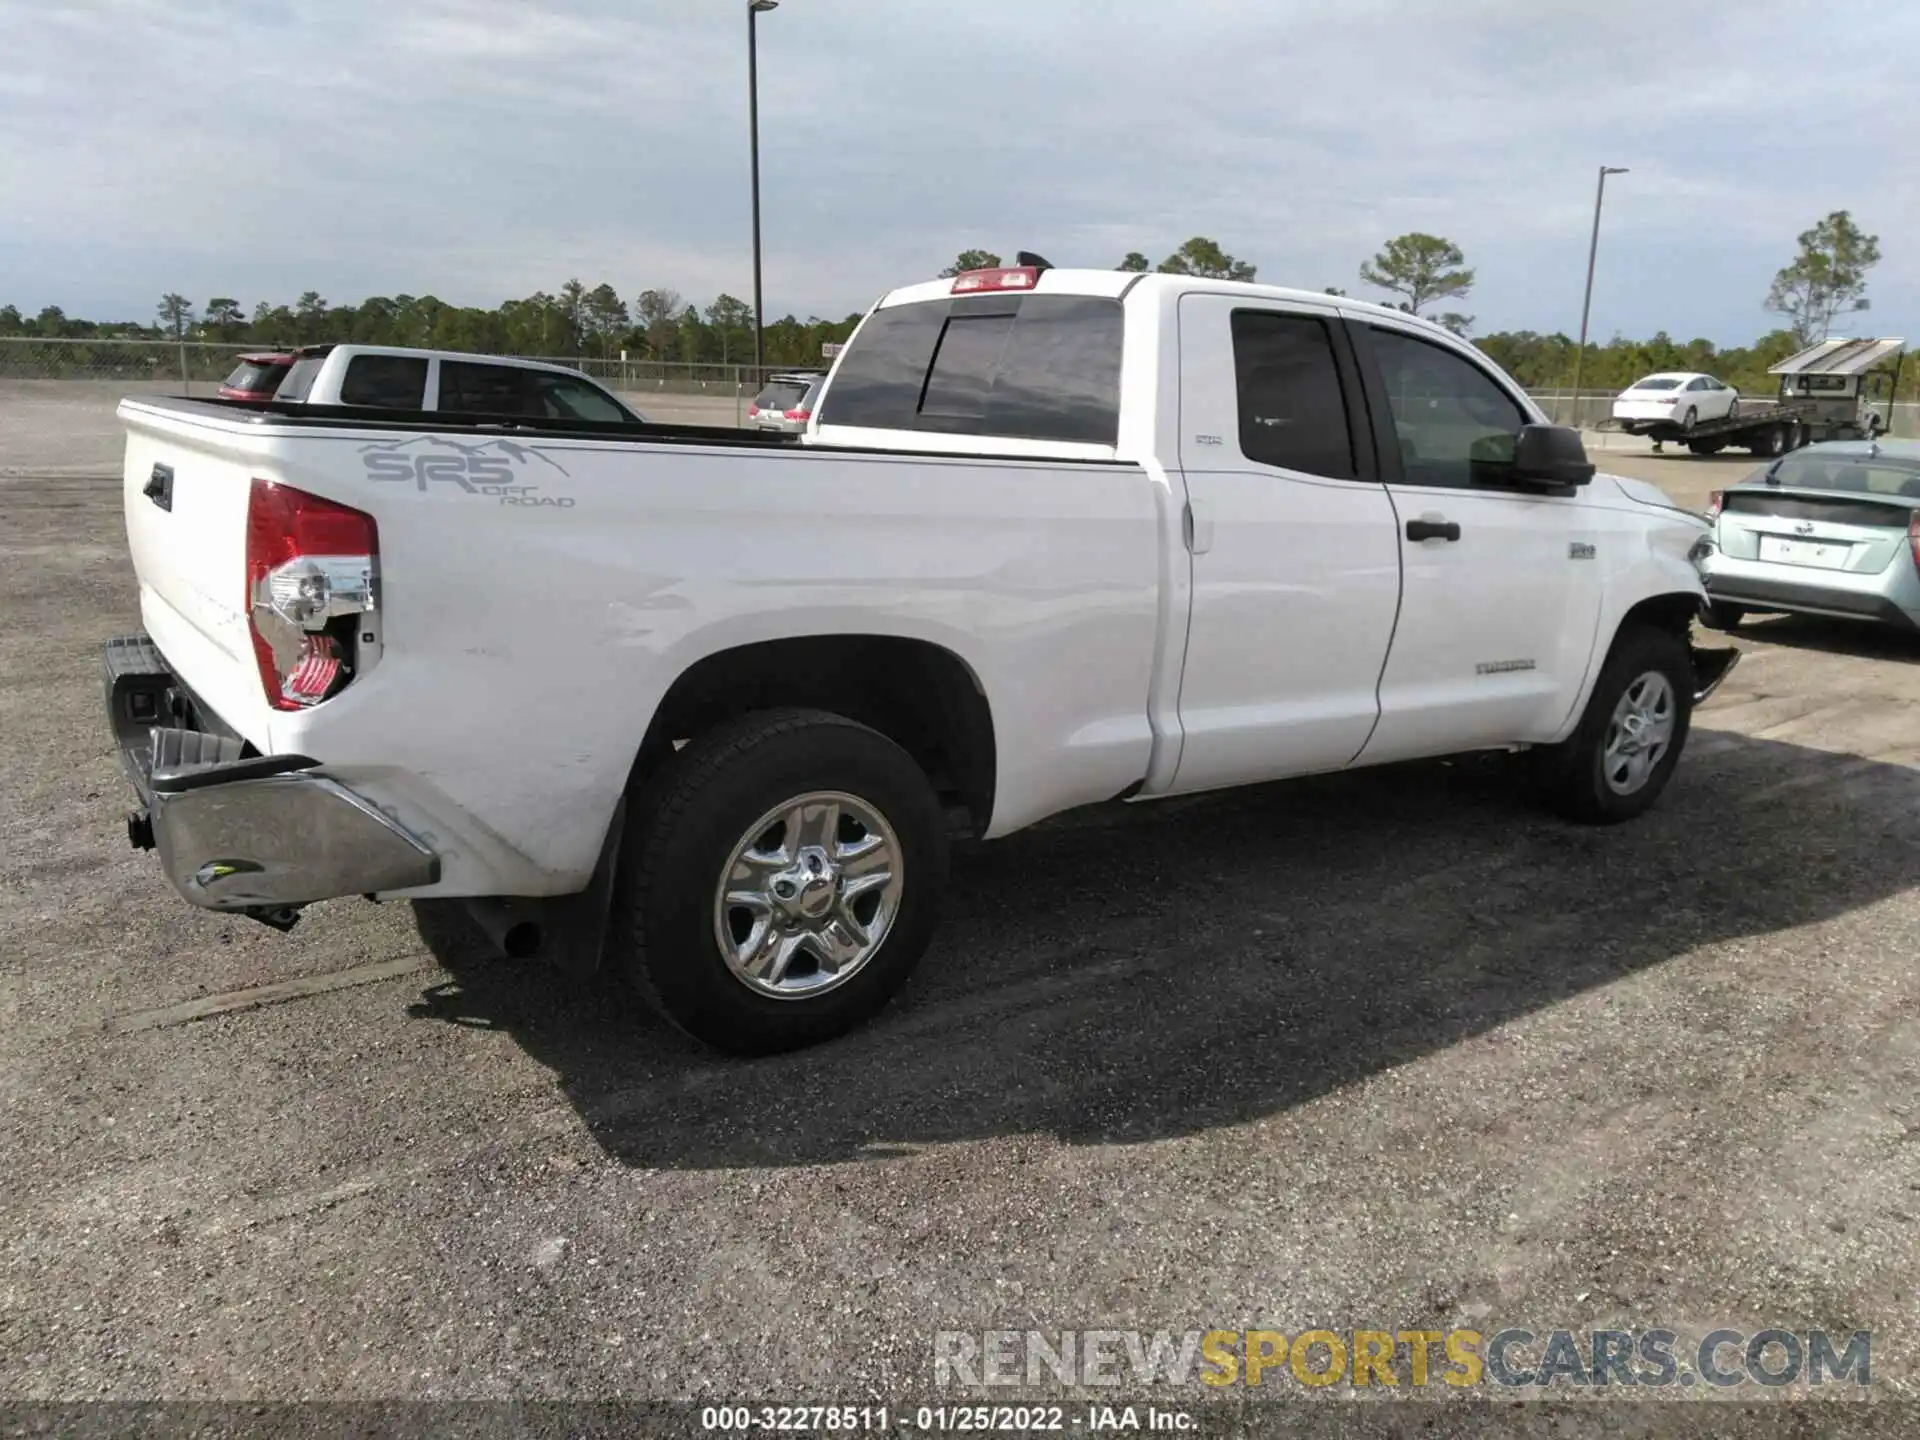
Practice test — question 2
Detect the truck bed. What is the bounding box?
[115,394,1171,896]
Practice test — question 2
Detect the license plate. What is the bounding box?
[1759,535,1850,569]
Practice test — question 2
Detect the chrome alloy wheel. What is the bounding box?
[1602,671,1676,796]
[712,791,904,999]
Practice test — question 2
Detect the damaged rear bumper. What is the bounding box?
[106,634,439,920]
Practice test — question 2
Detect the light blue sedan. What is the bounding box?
[1700,438,1920,633]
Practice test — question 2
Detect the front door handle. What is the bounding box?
[144,463,174,512]
[1405,516,1459,543]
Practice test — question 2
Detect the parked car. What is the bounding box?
[1612,372,1740,432]
[106,262,1735,1055]
[1700,438,1920,633]
[216,352,296,405]
[748,372,826,434]
[271,344,649,423]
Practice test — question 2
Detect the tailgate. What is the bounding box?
[120,401,274,748]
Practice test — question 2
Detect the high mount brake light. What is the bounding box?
[245,479,378,711]
[949,266,1040,295]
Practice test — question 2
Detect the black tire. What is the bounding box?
[1703,602,1745,632]
[1681,406,1698,434]
[1686,439,1724,456]
[1533,624,1694,825]
[1748,425,1784,458]
[615,707,947,1055]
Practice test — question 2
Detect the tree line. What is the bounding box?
[3,211,1898,397]
[940,210,1899,397]
[4,285,865,372]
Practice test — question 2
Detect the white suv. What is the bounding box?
[271,345,650,423]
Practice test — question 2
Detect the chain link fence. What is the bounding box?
[0,338,806,400]
[4,338,1914,439]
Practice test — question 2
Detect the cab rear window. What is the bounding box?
[818,293,1123,445]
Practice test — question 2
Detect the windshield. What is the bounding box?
[1767,453,1920,497]
[1631,378,1682,391]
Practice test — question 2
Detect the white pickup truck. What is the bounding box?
[106,262,1737,1053]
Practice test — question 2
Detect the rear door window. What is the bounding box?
[440,360,538,416]
[818,293,1123,445]
[339,354,429,409]
[1228,310,1356,479]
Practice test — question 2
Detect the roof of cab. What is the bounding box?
[875,267,1459,339]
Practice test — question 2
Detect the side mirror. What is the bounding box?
[1511,423,1595,489]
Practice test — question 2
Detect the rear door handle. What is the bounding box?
[144,463,174,512]
[1405,516,1459,543]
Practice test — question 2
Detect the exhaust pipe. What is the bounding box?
[464,898,543,960]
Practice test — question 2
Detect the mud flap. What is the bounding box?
[543,794,627,978]
[465,796,628,977]
[1690,644,1741,706]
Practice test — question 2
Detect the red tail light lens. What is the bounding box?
[245,479,379,711]
[784,408,810,421]
[1909,511,1919,576]
[950,266,1040,295]
[1705,490,1724,521]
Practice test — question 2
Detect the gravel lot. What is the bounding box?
[3,400,1919,1433]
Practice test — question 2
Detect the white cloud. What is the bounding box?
[3,0,1915,342]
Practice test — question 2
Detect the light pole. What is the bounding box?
[1569,165,1628,427]
[748,0,778,379]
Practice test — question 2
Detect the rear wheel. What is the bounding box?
[1748,425,1784,457]
[1686,439,1725,456]
[1681,406,1698,433]
[615,708,947,1055]
[1534,624,1693,824]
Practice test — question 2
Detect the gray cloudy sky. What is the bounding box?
[5,0,1916,343]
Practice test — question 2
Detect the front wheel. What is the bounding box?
[1534,625,1694,824]
[615,708,948,1054]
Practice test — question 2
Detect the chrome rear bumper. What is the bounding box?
[147,761,439,913]
[106,635,439,920]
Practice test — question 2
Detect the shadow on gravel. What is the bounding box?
[1732,613,1920,665]
[410,732,1920,1170]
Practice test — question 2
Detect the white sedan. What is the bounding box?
[1611,372,1739,431]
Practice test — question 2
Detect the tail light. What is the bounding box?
[783,408,810,421]
[1705,490,1724,521]
[950,266,1039,294]
[747,404,759,416]
[245,479,379,712]
[1909,511,1920,576]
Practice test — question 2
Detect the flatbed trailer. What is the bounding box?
[1600,337,1905,457]
[1600,401,1820,457]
